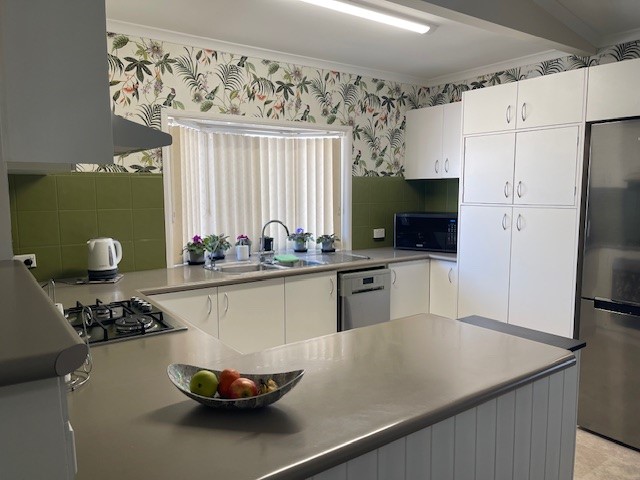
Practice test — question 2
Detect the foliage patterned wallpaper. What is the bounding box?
[80,33,640,177]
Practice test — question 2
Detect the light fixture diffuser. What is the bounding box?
[299,0,431,34]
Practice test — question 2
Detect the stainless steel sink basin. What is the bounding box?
[212,263,289,274]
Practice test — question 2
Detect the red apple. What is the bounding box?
[217,368,241,398]
[228,377,259,399]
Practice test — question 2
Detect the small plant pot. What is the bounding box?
[187,252,205,265]
[321,241,335,253]
[208,250,226,261]
[293,240,307,253]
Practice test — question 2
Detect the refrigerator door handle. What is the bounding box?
[594,297,640,317]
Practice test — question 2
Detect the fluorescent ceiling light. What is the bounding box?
[299,0,431,34]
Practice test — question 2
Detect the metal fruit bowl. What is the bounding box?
[167,363,304,409]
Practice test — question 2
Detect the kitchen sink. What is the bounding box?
[212,263,290,274]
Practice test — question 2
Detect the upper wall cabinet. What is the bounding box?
[463,69,586,135]
[405,102,462,179]
[586,58,640,121]
[0,0,113,170]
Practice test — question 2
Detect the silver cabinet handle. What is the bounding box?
[448,268,453,284]
[517,181,523,198]
[502,214,508,230]
[392,269,397,285]
[504,181,510,198]
[444,158,449,173]
[435,159,440,174]
[521,102,527,121]
[329,278,335,296]
[516,214,523,231]
[506,105,511,124]
[207,294,212,315]
[223,292,229,313]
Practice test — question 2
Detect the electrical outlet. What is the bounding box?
[13,254,37,268]
[373,228,385,239]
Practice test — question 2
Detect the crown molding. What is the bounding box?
[598,27,640,49]
[106,19,428,86]
[423,49,566,87]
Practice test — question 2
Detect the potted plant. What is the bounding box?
[182,235,206,265]
[203,233,231,261]
[235,234,252,261]
[316,234,339,253]
[288,228,314,253]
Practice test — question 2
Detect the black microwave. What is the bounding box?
[394,212,458,253]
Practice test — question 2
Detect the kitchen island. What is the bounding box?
[64,312,579,480]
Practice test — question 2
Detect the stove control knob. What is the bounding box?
[141,303,153,313]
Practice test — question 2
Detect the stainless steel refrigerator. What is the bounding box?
[578,118,640,450]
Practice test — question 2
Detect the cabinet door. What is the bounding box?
[462,133,516,204]
[0,0,113,167]
[285,272,337,343]
[513,127,579,206]
[462,82,518,135]
[219,278,285,353]
[587,58,640,121]
[442,102,462,178]
[508,208,577,337]
[149,287,218,337]
[390,260,430,320]
[429,259,457,319]
[457,205,512,322]
[405,106,443,179]
[516,69,585,128]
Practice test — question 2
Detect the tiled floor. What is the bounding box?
[574,428,640,479]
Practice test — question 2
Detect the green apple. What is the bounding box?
[189,370,219,397]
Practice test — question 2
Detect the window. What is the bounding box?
[164,115,351,265]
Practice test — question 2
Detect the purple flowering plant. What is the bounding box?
[287,227,314,242]
[235,234,252,246]
[182,234,206,255]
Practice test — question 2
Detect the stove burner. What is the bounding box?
[93,307,112,321]
[115,314,155,333]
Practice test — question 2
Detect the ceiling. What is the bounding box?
[105,0,640,85]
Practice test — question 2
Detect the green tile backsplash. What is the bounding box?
[351,176,459,250]
[9,173,166,281]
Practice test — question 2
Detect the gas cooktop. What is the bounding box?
[64,298,186,345]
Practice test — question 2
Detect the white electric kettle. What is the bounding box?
[87,237,122,280]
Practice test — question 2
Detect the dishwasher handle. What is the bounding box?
[339,269,391,297]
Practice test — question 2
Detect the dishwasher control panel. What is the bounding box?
[339,268,390,295]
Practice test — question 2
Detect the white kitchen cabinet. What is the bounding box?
[463,82,518,135]
[515,69,585,129]
[389,260,430,320]
[405,102,462,179]
[513,127,579,206]
[463,127,579,207]
[149,287,219,337]
[508,208,577,337]
[0,0,113,170]
[219,278,285,353]
[462,69,585,135]
[463,133,516,204]
[586,58,640,121]
[457,205,578,337]
[429,259,458,319]
[285,271,337,343]
[457,206,512,323]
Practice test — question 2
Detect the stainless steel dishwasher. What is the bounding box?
[338,268,391,331]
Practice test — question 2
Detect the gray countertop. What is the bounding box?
[0,261,87,387]
[67,314,574,480]
[53,247,455,306]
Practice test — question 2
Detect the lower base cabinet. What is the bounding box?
[150,272,339,352]
[219,279,285,353]
[285,272,337,343]
[389,260,430,320]
[150,287,219,337]
[429,260,457,319]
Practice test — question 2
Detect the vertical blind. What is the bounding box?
[170,124,338,263]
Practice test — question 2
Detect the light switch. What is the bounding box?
[373,228,385,239]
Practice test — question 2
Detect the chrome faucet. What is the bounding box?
[259,220,290,262]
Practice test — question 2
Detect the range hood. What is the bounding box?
[112,113,173,155]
